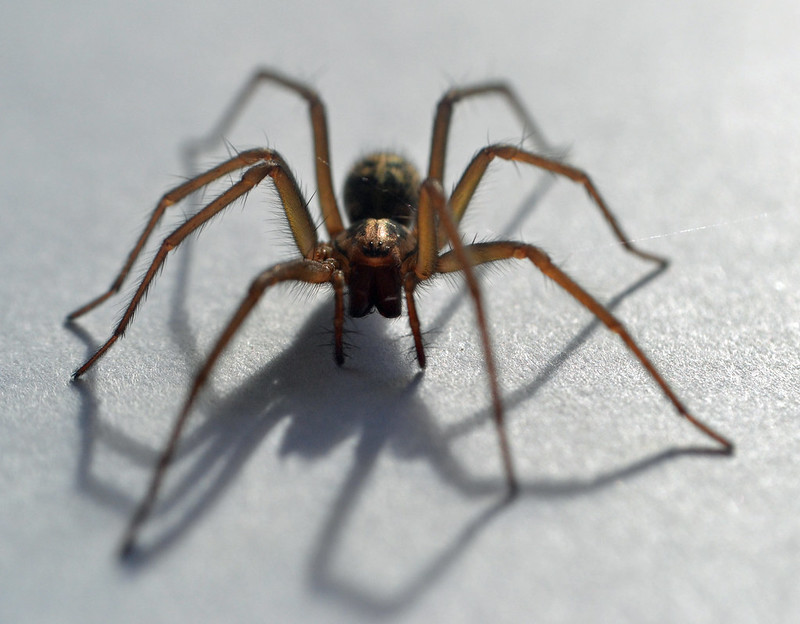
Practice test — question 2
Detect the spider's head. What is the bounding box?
[343,152,420,227]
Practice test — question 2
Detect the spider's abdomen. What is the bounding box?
[343,152,420,227]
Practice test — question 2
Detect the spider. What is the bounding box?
[67,68,733,558]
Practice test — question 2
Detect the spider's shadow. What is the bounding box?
[69,293,725,618]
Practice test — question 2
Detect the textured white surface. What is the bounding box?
[2,1,799,622]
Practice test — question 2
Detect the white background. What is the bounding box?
[2,1,799,622]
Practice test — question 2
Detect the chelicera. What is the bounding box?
[67,69,733,557]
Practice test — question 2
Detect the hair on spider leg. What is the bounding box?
[67,69,733,557]
[258,174,321,242]
[401,324,442,365]
[282,276,330,308]
[104,246,176,341]
[316,322,360,358]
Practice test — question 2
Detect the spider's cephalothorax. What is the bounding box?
[66,69,733,558]
[335,152,421,318]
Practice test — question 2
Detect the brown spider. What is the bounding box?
[67,69,733,558]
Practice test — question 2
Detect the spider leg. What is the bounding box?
[67,149,313,320]
[443,144,666,264]
[119,258,338,558]
[436,240,734,452]
[417,179,518,492]
[182,68,344,237]
[72,153,318,378]
[428,81,558,183]
[404,178,456,369]
[332,270,346,365]
[403,274,426,368]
